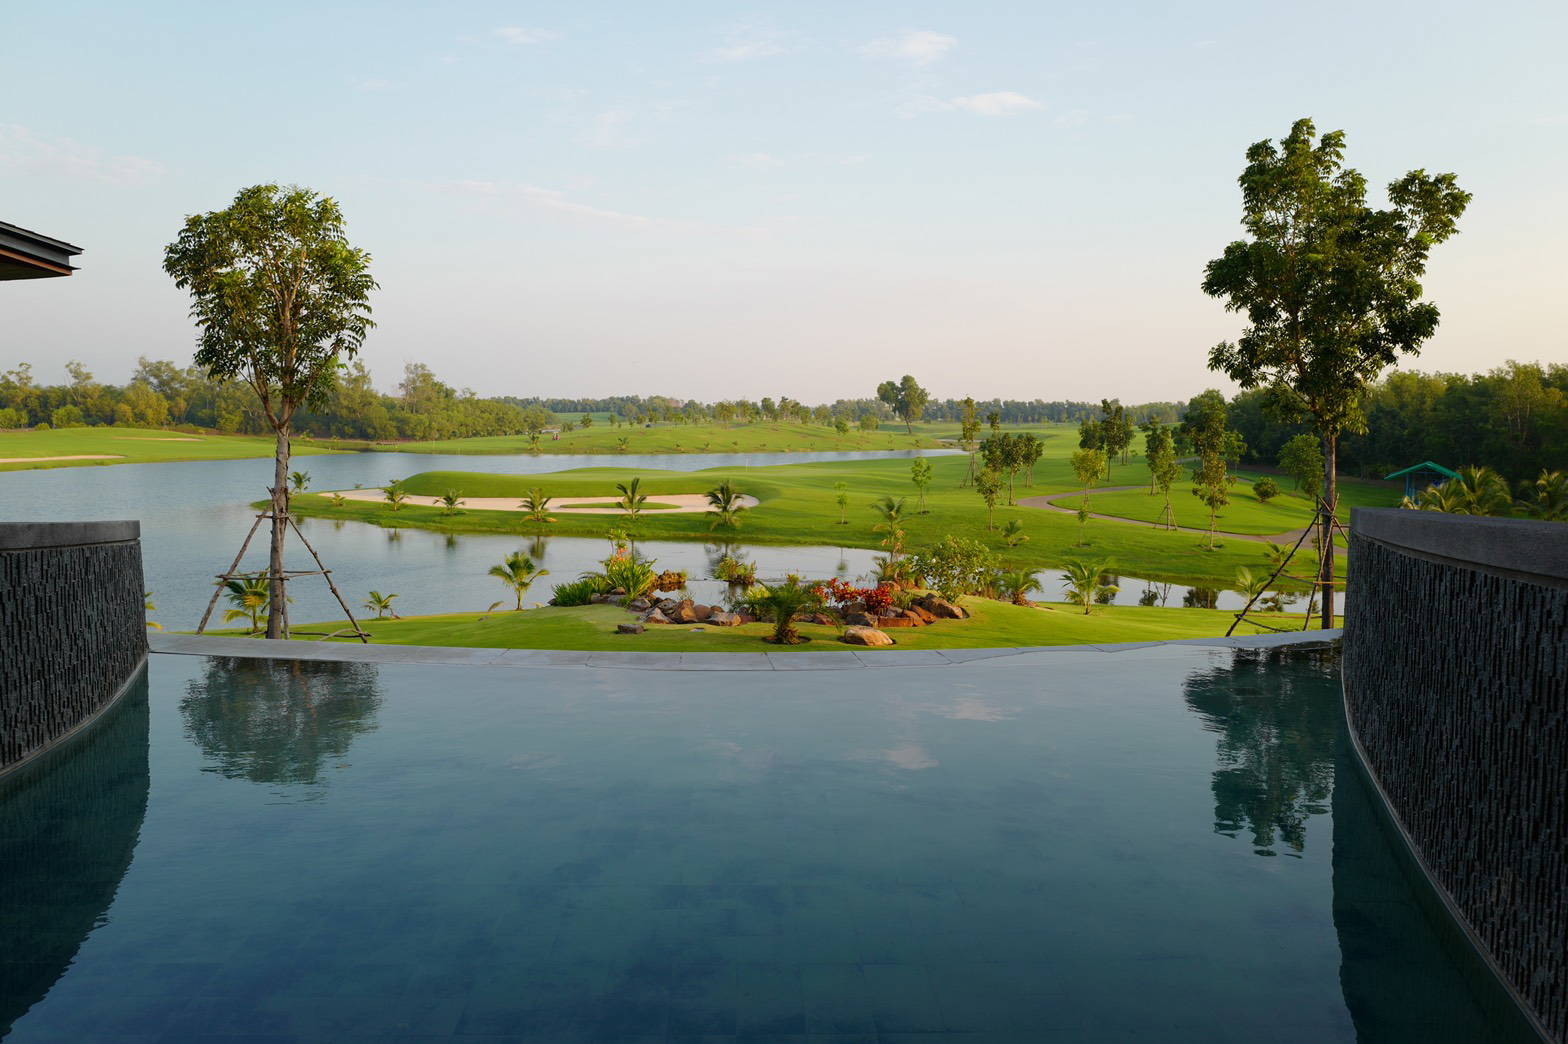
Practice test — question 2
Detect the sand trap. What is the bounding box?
[113,436,203,442]
[326,489,760,515]
[0,454,125,464]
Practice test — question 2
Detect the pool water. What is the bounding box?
[0,645,1532,1041]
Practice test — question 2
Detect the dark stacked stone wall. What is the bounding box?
[0,522,147,774]
[1343,508,1567,1043]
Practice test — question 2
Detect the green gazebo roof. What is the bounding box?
[1385,461,1460,482]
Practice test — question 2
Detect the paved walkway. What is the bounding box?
[1017,488,1310,545]
[149,630,1341,672]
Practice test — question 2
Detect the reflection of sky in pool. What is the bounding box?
[0,645,1532,1041]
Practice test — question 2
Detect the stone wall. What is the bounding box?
[0,521,147,774]
[1343,507,1566,1043]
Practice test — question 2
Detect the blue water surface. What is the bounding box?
[0,644,1531,1042]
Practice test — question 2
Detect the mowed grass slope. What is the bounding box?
[291,440,1361,588]
[0,427,343,471]
[327,420,946,456]
[215,598,1336,651]
[1072,472,1399,535]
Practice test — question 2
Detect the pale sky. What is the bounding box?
[3,1,1565,403]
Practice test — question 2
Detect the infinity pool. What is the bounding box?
[0,645,1533,1041]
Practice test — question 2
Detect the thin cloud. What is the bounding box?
[434,180,655,227]
[860,29,956,65]
[951,91,1043,116]
[493,26,560,45]
[729,152,783,169]
[708,27,793,62]
[0,124,164,186]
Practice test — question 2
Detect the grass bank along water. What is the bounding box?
[290,450,1398,589]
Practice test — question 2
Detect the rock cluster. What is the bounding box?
[635,598,748,628]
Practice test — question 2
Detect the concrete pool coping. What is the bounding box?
[149,628,1342,671]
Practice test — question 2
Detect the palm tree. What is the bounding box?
[616,436,631,452]
[363,590,400,619]
[999,569,1042,605]
[1001,519,1029,547]
[834,481,850,525]
[1234,566,1270,608]
[870,495,907,558]
[384,479,408,511]
[1061,558,1117,615]
[1404,465,1512,516]
[616,478,648,522]
[520,488,556,524]
[705,480,746,530]
[329,491,346,507]
[144,591,162,631]
[439,490,464,515]
[220,576,272,633]
[754,580,821,645]
[289,470,311,494]
[488,552,549,610]
[1518,469,1568,521]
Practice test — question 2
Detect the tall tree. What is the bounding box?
[959,396,981,485]
[876,375,929,434]
[164,184,376,638]
[1182,390,1246,549]
[1201,118,1469,626]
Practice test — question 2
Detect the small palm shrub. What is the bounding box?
[602,555,657,603]
[715,554,758,584]
[1061,558,1118,615]
[550,578,600,606]
[747,580,822,645]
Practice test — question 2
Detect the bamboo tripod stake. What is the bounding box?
[196,490,370,642]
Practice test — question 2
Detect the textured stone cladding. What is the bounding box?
[1343,531,1567,1043]
[0,534,148,771]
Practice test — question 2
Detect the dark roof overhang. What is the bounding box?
[0,220,83,280]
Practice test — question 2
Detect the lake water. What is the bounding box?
[0,449,1277,630]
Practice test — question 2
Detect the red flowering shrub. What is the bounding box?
[812,578,897,616]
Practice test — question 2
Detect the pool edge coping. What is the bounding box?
[149,629,1343,670]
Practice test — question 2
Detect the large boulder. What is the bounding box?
[877,615,917,628]
[670,599,700,624]
[693,603,713,621]
[643,608,671,625]
[616,622,645,635]
[808,613,837,626]
[627,597,652,612]
[708,611,743,627]
[842,626,894,647]
[918,595,969,620]
[656,598,680,615]
[844,610,877,627]
[908,605,937,624]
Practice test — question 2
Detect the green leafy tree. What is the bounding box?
[489,551,549,610]
[1277,434,1324,499]
[859,412,880,432]
[520,404,554,449]
[910,457,934,513]
[1071,448,1106,544]
[1252,477,1280,503]
[1202,117,1470,626]
[362,590,399,619]
[1183,391,1246,549]
[1143,422,1180,529]
[1020,433,1044,486]
[959,396,981,484]
[833,481,850,525]
[911,535,996,603]
[579,412,593,428]
[974,468,1003,530]
[876,374,929,434]
[164,184,376,639]
[834,417,850,437]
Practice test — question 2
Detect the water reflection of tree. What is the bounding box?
[1181,646,1340,857]
[181,657,382,786]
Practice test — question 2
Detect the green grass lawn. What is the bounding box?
[1075,472,1400,535]
[323,420,947,456]
[0,427,344,471]
[210,598,1337,651]
[291,449,1353,589]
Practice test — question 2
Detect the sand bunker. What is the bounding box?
[326,489,760,514]
[0,454,125,464]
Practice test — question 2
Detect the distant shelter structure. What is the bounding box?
[1386,461,1460,500]
[0,220,82,280]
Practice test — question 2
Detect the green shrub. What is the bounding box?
[0,407,26,428]
[550,578,600,607]
[50,405,85,428]
[1252,477,1281,503]
[910,535,997,602]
